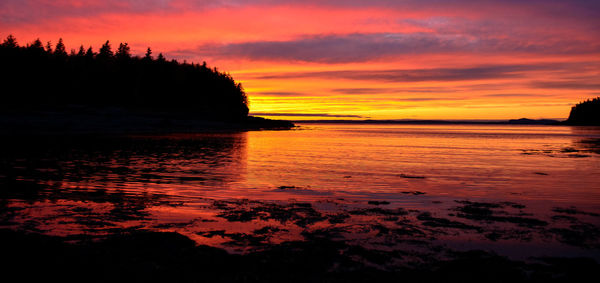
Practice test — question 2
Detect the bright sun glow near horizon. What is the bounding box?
[2,0,599,120]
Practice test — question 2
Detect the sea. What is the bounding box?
[1,123,599,263]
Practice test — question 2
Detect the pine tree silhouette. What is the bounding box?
[115,43,131,60]
[77,45,85,56]
[2,34,17,48]
[85,47,95,58]
[97,40,113,59]
[144,47,152,60]
[29,39,44,51]
[54,38,67,56]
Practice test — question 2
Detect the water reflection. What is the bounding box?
[1,125,599,263]
[2,133,248,189]
[0,133,248,236]
[570,126,600,154]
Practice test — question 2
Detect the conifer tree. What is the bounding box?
[2,34,18,48]
[144,47,152,60]
[54,38,67,56]
[29,38,44,51]
[115,42,131,60]
[77,45,86,56]
[85,46,95,58]
[45,41,52,53]
[97,40,113,59]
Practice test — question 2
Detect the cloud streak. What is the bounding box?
[3,1,598,23]
[250,112,365,118]
[250,91,311,97]
[482,93,551,98]
[530,81,600,90]
[247,63,575,82]
[330,87,458,95]
[177,33,600,63]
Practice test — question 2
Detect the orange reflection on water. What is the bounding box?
[1,124,599,261]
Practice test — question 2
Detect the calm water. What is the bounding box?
[2,124,599,262]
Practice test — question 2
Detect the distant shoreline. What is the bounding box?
[287,97,596,127]
[292,118,564,125]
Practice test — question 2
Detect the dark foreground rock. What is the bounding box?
[1,229,597,283]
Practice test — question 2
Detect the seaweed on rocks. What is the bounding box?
[453,201,547,227]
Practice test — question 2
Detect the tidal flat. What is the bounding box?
[1,124,599,282]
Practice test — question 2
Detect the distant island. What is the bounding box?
[563,97,600,126]
[0,35,293,133]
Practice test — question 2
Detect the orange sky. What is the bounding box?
[1,0,599,120]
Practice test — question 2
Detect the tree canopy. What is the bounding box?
[0,35,249,121]
[565,97,600,125]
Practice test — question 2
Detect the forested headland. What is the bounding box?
[564,97,600,126]
[0,35,292,133]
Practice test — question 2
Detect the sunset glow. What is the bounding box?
[2,0,599,120]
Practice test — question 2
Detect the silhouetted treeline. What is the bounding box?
[0,35,248,121]
[565,97,600,126]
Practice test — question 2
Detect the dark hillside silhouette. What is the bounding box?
[0,35,250,122]
[564,97,600,126]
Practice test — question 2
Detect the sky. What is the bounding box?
[1,0,599,120]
